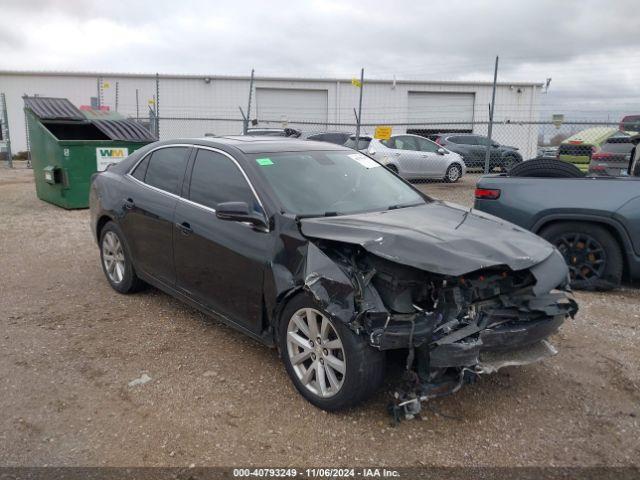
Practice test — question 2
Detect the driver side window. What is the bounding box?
[417,137,439,153]
[189,149,256,210]
[394,136,418,151]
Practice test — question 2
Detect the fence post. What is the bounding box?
[96,77,102,109]
[484,56,499,174]
[245,69,255,134]
[24,105,31,168]
[355,68,364,145]
[155,73,160,139]
[1,93,13,168]
[135,89,139,121]
[115,81,119,111]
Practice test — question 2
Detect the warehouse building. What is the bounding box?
[0,70,542,157]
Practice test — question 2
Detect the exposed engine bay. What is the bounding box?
[301,239,578,422]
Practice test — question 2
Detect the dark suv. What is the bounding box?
[431,133,522,170]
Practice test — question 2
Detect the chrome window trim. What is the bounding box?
[125,143,193,200]
[192,145,267,216]
[125,143,269,229]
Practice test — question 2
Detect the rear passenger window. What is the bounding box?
[131,156,149,181]
[143,147,189,195]
[189,149,255,210]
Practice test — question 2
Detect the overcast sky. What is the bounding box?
[1,0,639,119]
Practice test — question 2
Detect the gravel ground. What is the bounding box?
[1,164,639,467]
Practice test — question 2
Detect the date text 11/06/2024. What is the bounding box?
[232,468,400,478]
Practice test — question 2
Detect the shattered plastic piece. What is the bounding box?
[477,340,558,374]
[128,373,152,387]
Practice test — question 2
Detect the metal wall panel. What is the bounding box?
[256,88,328,124]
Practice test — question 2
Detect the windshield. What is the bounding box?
[249,150,426,216]
[344,137,371,150]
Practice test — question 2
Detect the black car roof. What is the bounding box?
[188,136,349,154]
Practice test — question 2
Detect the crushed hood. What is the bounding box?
[299,202,555,276]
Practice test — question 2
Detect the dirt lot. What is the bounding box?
[1,164,639,467]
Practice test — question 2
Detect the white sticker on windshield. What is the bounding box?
[348,153,380,169]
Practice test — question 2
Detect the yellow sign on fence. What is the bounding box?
[351,78,362,88]
[374,125,392,140]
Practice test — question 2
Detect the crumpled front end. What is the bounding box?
[300,239,578,420]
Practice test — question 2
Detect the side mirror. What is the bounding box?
[216,201,268,229]
[368,149,376,155]
[436,147,446,155]
[492,142,500,148]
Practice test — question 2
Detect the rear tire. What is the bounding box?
[99,221,146,294]
[508,158,583,178]
[279,293,385,411]
[539,222,623,291]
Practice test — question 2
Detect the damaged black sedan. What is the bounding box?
[90,137,577,412]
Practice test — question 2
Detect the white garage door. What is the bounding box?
[407,92,475,126]
[256,88,328,124]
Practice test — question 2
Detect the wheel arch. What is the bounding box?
[96,214,115,241]
[533,215,631,279]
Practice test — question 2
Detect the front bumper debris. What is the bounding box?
[389,340,558,423]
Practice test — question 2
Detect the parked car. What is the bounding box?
[474,136,640,290]
[245,127,301,137]
[588,135,635,177]
[619,115,640,133]
[90,136,577,411]
[366,134,466,182]
[302,131,352,145]
[537,146,558,159]
[430,133,522,170]
[557,127,618,173]
[343,134,372,152]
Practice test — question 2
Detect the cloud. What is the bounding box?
[1,0,639,118]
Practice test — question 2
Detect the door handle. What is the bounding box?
[178,221,193,235]
[123,198,135,210]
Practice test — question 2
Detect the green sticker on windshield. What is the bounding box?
[256,158,274,166]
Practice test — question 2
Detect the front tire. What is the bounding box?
[501,154,520,172]
[444,163,462,183]
[539,222,623,291]
[99,221,145,294]
[279,294,385,411]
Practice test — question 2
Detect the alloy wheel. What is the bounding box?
[102,231,126,284]
[555,232,607,282]
[447,165,461,182]
[286,308,346,398]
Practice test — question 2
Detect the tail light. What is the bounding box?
[591,152,613,160]
[475,188,501,200]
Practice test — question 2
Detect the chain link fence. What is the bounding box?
[152,115,630,182]
[3,70,637,184]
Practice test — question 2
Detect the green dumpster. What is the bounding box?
[24,96,155,209]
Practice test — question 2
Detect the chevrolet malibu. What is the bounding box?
[90,137,577,411]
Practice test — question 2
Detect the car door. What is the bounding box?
[460,135,484,165]
[415,136,446,176]
[123,145,191,286]
[387,135,423,176]
[173,147,270,334]
[475,136,501,166]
